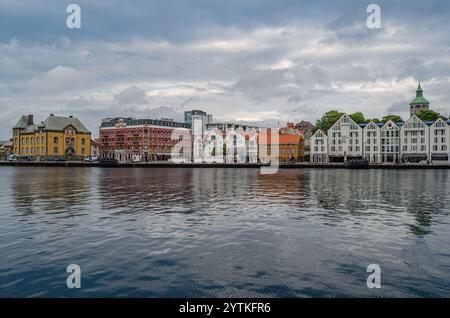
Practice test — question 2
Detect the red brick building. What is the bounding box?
[99,117,191,162]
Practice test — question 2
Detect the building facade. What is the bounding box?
[99,117,191,162]
[327,114,363,163]
[311,114,450,164]
[205,122,258,163]
[12,114,91,161]
[184,110,213,163]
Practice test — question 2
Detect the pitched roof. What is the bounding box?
[13,115,29,129]
[41,115,90,133]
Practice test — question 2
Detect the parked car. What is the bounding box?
[7,155,16,162]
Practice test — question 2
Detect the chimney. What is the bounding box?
[27,115,34,126]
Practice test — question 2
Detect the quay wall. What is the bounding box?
[0,161,449,169]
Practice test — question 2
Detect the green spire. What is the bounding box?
[416,82,423,97]
[410,82,429,105]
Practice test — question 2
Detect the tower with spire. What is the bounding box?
[409,83,430,116]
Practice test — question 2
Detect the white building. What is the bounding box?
[205,123,258,163]
[327,114,363,163]
[429,118,450,163]
[310,129,328,163]
[310,113,450,164]
[380,120,401,163]
[184,110,213,163]
[363,121,382,163]
[400,115,430,163]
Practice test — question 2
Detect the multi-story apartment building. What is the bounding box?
[311,85,450,164]
[429,118,450,162]
[99,117,191,162]
[311,114,450,164]
[310,129,328,163]
[12,114,91,161]
[380,120,401,163]
[400,115,430,163]
[362,121,382,163]
[327,114,363,162]
[184,110,213,163]
[205,122,258,163]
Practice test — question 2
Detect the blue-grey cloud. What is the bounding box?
[1,0,450,139]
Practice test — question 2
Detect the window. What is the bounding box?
[41,137,45,144]
[53,147,58,155]
[41,147,45,155]
[54,137,58,145]
[81,138,86,145]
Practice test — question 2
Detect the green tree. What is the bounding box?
[416,109,448,122]
[211,147,216,157]
[349,112,366,124]
[382,115,403,123]
[314,110,344,133]
[368,118,383,123]
[223,144,227,156]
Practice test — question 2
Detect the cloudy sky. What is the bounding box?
[1,0,450,139]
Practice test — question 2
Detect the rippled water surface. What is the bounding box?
[0,167,449,297]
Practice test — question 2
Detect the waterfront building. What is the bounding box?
[327,114,363,163]
[0,140,13,160]
[400,115,430,163]
[310,114,450,164]
[259,123,305,163]
[380,120,401,163]
[429,118,449,163]
[410,83,429,116]
[310,129,328,163]
[362,121,382,163]
[12,114,91,161]
[99,117,191,162]
[205,122,258,163]
[184,110,213,163]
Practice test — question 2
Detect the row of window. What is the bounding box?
[17,136,86,145]
[20,147,86,155]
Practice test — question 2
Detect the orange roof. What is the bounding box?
[258,131,304,145]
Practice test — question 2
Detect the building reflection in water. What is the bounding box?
[12,167,93,217]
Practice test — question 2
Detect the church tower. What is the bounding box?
[409,83,430,116]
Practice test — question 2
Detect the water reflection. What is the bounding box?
[1,167,450,297]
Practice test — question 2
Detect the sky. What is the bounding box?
[1,0,450,139]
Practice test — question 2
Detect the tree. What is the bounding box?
[382,115,403,123]
[314,110,344,133]
[416,109,448,122]
[349,112,366,124]
[368,118,383,124]
[211,147,216,157]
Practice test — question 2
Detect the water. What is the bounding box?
[0,167,449,297]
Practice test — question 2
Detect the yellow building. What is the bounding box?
[12,114,91,161]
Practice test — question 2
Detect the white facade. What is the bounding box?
[310,129,328,163]
[380,120,400,163]
[327,114,363,162]
[363,121,381,163]
[400,115,430,163]
[310,113,450,164]
[206,123,258,163]
[429,118,450,163]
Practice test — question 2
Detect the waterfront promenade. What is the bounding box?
[0,161,449,169]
